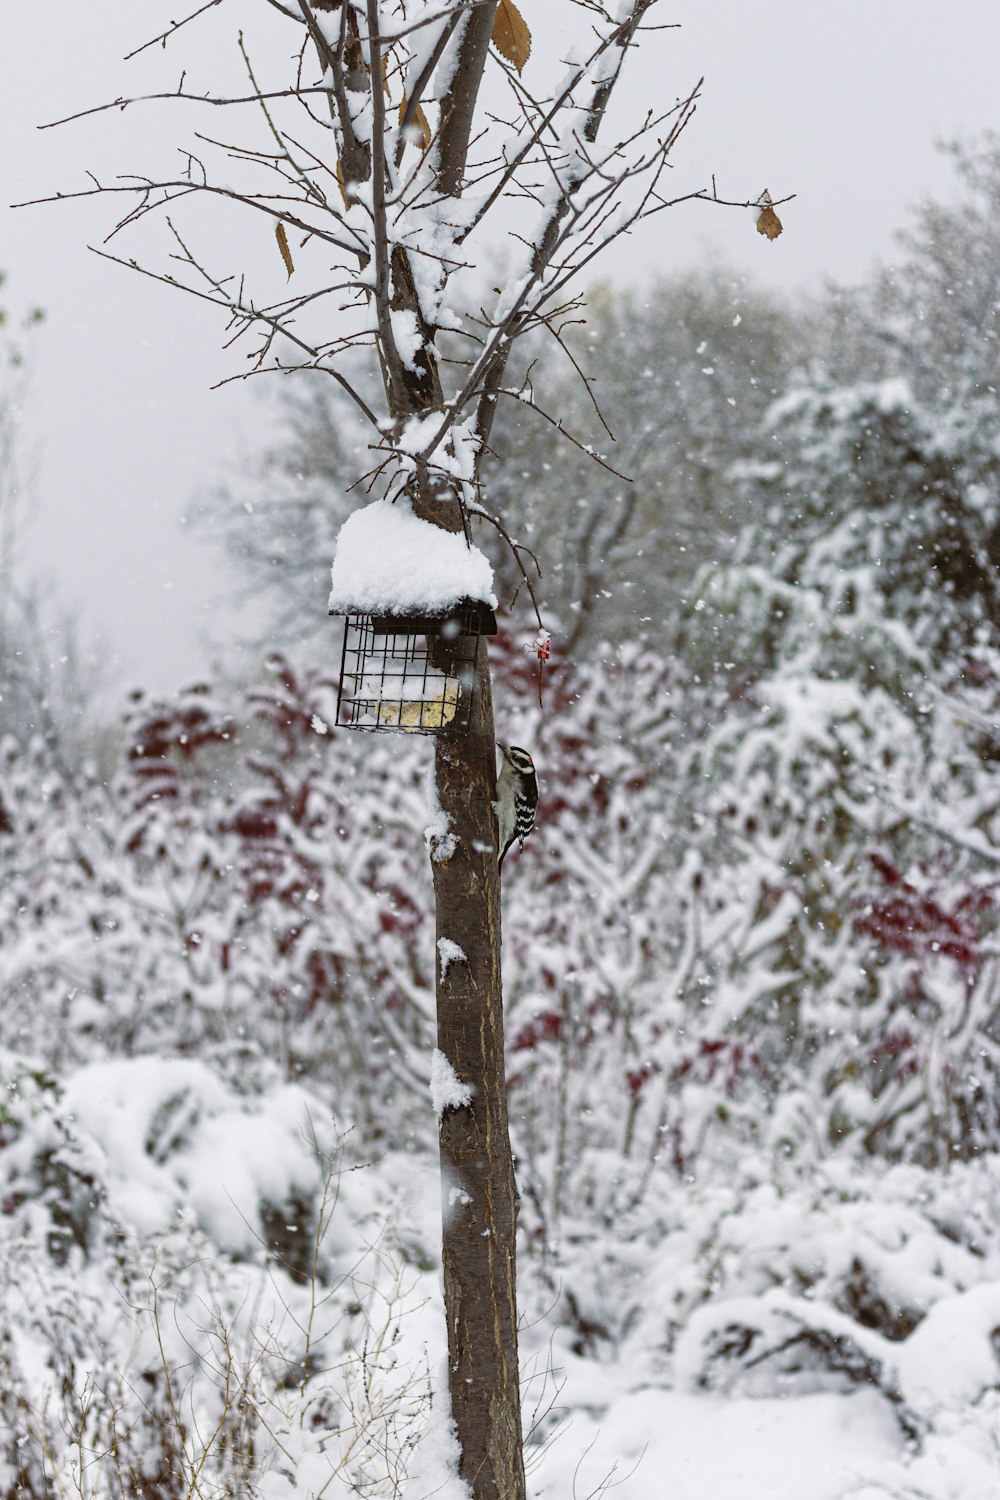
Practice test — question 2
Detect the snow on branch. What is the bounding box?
[27,0,790,568]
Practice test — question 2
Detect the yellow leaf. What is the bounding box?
[334,159,348,208]
[492,0,531,74]
[399,93,433,151]
[275,221,295,278]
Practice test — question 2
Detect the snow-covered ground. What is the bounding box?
[5,1048,1000,1498]
[534,1386,903,1500]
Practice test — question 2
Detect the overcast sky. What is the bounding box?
[4,1,1000,699]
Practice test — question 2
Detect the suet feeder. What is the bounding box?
[328,496,499,735]
[330,601,498,734]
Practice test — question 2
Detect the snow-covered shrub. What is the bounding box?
[0,659,439,1140]
[662,1157,1000,1432]
[659,369,1000,1167]
[0,1047,443,1497]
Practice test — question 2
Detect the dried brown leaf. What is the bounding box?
[756,205,783,241]
[399,93,433,151]
[275,221,295,278]
[492,0,531,74]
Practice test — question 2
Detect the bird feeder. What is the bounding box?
[330,601,497,734]
[328,497,499,735]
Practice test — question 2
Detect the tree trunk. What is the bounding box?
[431,647,526,1500]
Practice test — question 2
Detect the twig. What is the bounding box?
[124,0,226,61]
[15,178,365,257]
[485,385,633,481]
[466,501,545,634]
[89,245,381,429]
[37,86,340,131]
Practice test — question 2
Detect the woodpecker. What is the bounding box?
[495,744,538,869]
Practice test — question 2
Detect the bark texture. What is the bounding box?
[437,3,500,195]
[431,651,526,1500]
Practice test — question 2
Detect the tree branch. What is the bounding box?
[124,0,228,61]
[437,1,499,195]
[90,245,381,430]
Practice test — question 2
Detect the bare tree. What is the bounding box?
[23,4,785,1492]
[194,271,803,659]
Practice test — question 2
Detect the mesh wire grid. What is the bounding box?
[335,611,486,734]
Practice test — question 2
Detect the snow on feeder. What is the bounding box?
[328,499,498,735]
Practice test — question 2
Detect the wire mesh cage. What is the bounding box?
[332,600,498,734]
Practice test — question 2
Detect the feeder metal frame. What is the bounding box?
[332,600,497,735]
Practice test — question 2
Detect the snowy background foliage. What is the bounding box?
[2,140,1000,1496]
